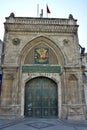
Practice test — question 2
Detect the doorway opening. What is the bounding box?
[24,77,58,118]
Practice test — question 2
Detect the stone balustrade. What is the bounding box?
[6,16,77,26]
[4,13,78,33]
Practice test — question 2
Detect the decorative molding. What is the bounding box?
[1,64,19,69]
[6,17,77,25]
[5,24,78,33]
[5,17,78,33]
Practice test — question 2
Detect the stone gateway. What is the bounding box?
[0,13,86,120]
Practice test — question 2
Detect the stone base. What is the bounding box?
[68,115,85,120]
[0,105,21,119]
[61,104,86,120]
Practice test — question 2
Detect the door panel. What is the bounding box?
[24,77,58,117]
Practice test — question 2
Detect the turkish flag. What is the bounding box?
[47,5,51,13]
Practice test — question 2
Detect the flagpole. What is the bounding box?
[46,4,48,18]
[37,4,39,17]
[46,11,48,18]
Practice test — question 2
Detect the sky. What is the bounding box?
[0,0,87,52]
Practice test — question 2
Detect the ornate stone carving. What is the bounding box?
[9,12,15,18]
[12,38,20,45]
[5,16,78,33]
[63,39,70,45]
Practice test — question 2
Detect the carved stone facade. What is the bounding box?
[0,40,3,65]
[82,53,87,118]
[0,13,86,120]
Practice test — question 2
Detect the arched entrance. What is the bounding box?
[24,77,58,118]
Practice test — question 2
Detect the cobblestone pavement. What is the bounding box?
[0,118,87,130]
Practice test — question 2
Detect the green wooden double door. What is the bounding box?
[24,77,58,118]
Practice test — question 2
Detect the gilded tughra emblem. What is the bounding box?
[34,48,49,64]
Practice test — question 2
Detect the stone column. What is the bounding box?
[84,83,87,119]
[1,72,13,105]
[84,83,87,105]
[58,78,62,118]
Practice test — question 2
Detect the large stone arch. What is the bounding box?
[19,35,63,118]
[18,35,65,66]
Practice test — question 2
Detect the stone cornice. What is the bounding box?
[4,17,78,33]
[5,24,78,33]
[64,65,81,70]
[1,64,19,69]
[5,17,77,25]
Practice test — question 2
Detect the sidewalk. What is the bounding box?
[0,118,87,130]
